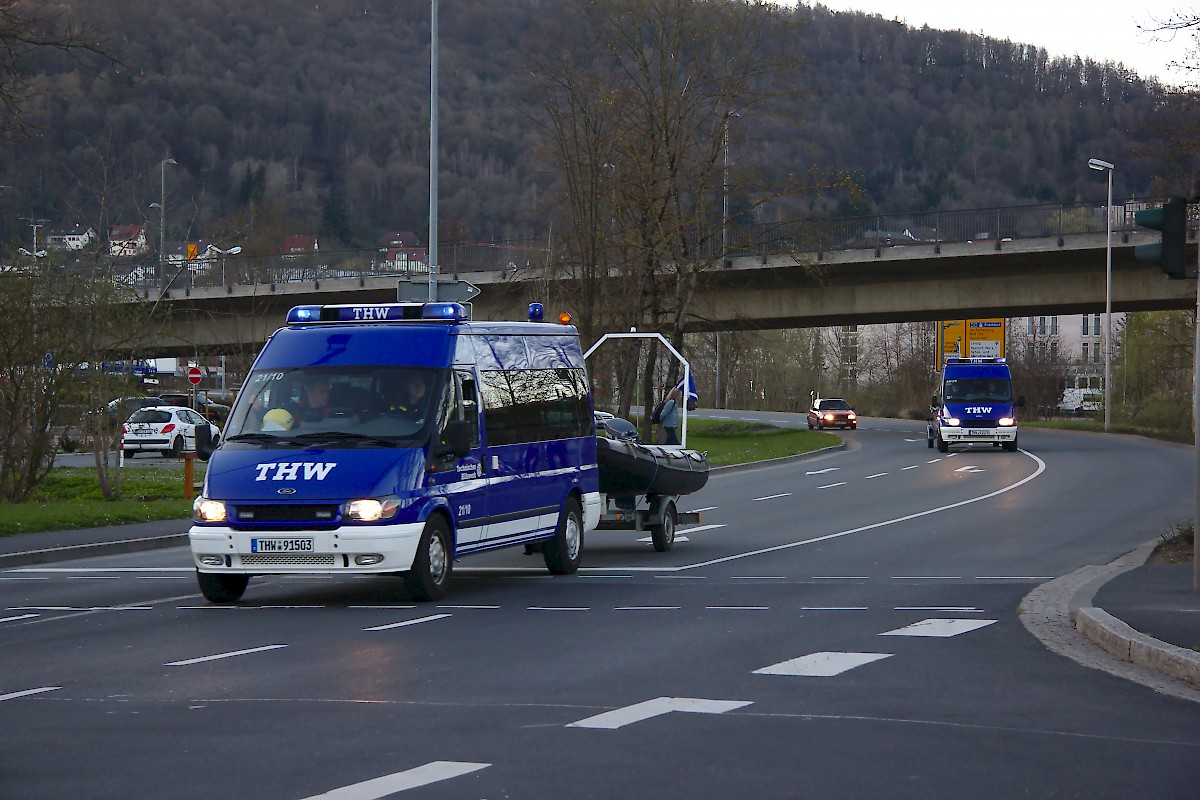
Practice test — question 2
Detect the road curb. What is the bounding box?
[1066,540,1200,689]
[0,533,188,569]
[710,442,847,475]
[1072,606,1200,688]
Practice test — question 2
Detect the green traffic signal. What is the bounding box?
[1134,198,1189,279]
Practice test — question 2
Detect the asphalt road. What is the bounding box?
[4,415,1198,798]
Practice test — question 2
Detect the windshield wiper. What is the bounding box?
[225,433,307,446]
[291,431,400,447]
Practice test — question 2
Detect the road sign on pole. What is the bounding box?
[397,278,480,304]
[187,366,203,386]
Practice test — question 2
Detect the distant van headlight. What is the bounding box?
[345,497,401,522]
[943,416,961,427]
[998,417,1016,427]
[193,497,227,523]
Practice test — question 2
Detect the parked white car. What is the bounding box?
[122,406,221,458]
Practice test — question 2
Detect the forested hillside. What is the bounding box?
[0,0,1168,253]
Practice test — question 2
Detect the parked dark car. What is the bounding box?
[159,392,231,423]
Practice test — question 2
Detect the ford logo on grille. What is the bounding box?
[277,487,297,495]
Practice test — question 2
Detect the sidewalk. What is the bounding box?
[1,518,1197,694]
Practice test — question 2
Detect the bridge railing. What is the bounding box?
[124,198,1178,296]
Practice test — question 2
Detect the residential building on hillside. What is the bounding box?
[376,230,427,272]
[282,234,318,260]
[108,225,149,258]
[45,224,97,251]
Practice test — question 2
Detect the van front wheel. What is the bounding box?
[544,497,583,574]
[196,571,249,604]
[405,515,452,601]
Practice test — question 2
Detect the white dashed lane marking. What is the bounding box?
[165,644,289,666]
[364,614,451,631]
[298,762,490,799]
[0,686,60,702]
[752,493,792,501]
[754,652,892,677]
[817,482,846,489]
[879,618,998,638]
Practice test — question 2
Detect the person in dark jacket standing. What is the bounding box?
[656,385,682,445]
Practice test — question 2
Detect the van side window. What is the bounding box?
[456,371,481,446]
[479,367,590,445]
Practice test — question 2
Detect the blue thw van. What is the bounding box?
[189,301,602,603]
[927,357,1025,453]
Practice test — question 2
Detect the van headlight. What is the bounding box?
[345,497,401,522]
[943,417,961,427]
[998,417,1015,427]
[193,496,227,523]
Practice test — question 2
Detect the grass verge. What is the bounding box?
[1,420,838,535]
[0,466,204,537]
[683,418,839,466]
[1150,521,1195,565]
[1024,419,1194,445]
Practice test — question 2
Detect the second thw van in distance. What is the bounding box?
[189,301,602,603]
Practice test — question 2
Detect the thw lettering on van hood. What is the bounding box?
[255,462,338,481]
[964,406,993,414]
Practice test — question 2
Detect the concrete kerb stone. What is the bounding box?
[1066,540,1200,690]
[0,533,188,570]
[1021,542,1200,703]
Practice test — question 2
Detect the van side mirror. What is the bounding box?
[1017,395,1026,408]
[440,420,472,459]
[195,425,215,462]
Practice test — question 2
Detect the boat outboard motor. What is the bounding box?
[600,417,641,443]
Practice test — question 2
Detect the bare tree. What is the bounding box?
[0,1,118,139]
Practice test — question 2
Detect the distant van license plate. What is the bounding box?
[251,538,314,553]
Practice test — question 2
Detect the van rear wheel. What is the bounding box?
[544,497,583,574]
[405,515,452,601]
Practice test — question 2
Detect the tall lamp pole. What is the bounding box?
[718,111,740,410]
[158,158,177,283]
[1088,158,1114,433]
[428,0,439,301]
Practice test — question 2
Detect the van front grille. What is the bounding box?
[240,553,336,566]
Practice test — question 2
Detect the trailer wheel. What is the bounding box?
[651,501,677,553]
[544,497,583,574]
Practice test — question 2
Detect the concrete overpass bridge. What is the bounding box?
[140,201,1197,358]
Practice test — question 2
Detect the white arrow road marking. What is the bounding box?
[165,644,288,666]
[298,761,490,799]
[567,697,752,729]
[955,465,984,473]
[363,614,451,632]
[805,468,840,475]
[879,618,997,637]
[754,652,892,677]
[0,686,60,702]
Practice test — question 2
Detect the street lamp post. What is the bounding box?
[158,158,177,283]
[717,111,740,410]
[1088,158,1114,433]
[211,245,242,287]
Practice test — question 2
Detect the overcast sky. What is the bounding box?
[790,1,1197,83]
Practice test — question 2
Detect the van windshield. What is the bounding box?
[223,366,445,446]
[943,377,1013,403]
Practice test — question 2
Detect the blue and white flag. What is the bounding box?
[677,372,698,411]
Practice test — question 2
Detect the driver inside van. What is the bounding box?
[385,372,430,422]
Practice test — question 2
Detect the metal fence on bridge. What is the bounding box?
[118,198,1185,296]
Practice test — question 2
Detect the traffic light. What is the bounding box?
[1134,198,1189,279]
